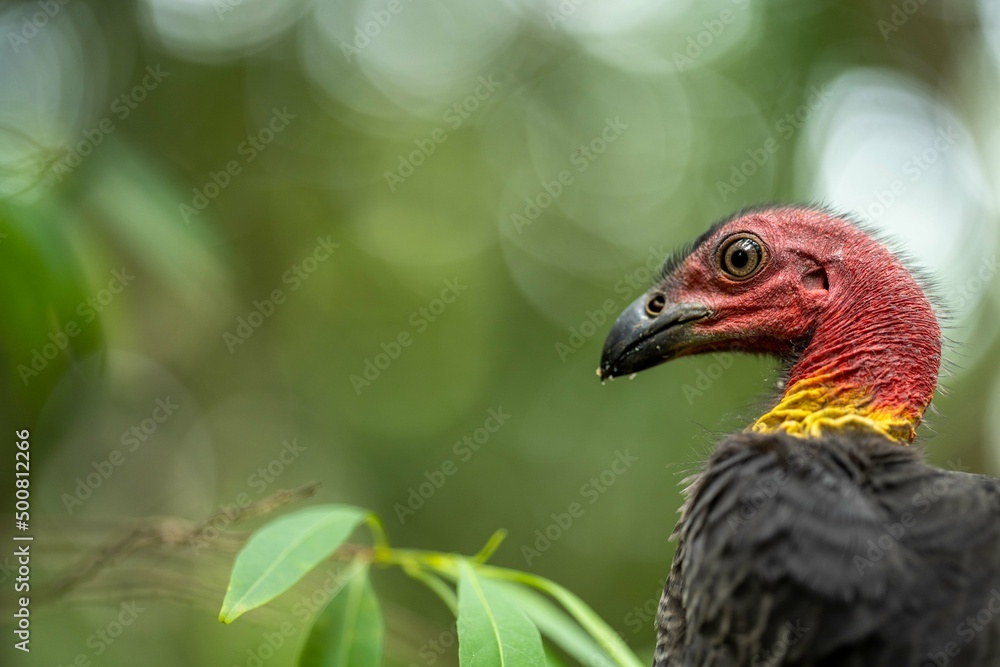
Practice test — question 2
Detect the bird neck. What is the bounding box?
[752,256,941,444]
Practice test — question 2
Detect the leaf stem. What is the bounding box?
[365,513,389,550]
[430,563,644,667]
[403,565,458,614]
[346,541,644,667]
[472,529,507,564]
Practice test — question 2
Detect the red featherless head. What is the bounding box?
[599,205,941,443]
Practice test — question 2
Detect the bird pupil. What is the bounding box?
[719,235,763,279]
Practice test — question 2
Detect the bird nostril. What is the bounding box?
[646,294,666,317]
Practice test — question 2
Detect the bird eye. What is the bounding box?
[718,233,766,280]
[646,294,666,316]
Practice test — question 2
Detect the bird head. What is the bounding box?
[599,205,941,443]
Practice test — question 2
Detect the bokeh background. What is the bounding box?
[2,0,1000,665]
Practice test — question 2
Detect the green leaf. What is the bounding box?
[495,582,614,667]
[0,201,105,423]
[470,566,645,667]
[506,573,643,667]
[299,562,384,667]
[457,559,545,667]
[220,505,367,623]
[82,143,231,312]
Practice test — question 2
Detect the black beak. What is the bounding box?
[598,294,711,380]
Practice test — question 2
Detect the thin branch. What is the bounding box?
[37,483,321,606]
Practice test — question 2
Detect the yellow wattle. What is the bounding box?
[750,376,921,444]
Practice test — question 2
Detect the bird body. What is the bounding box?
[599,206,1000,666]
[661,430,1000,666]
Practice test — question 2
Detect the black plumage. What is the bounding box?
[656,430,1000,666]
[598,206,1000,666]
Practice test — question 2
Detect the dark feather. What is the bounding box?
[655,430,1000,666]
